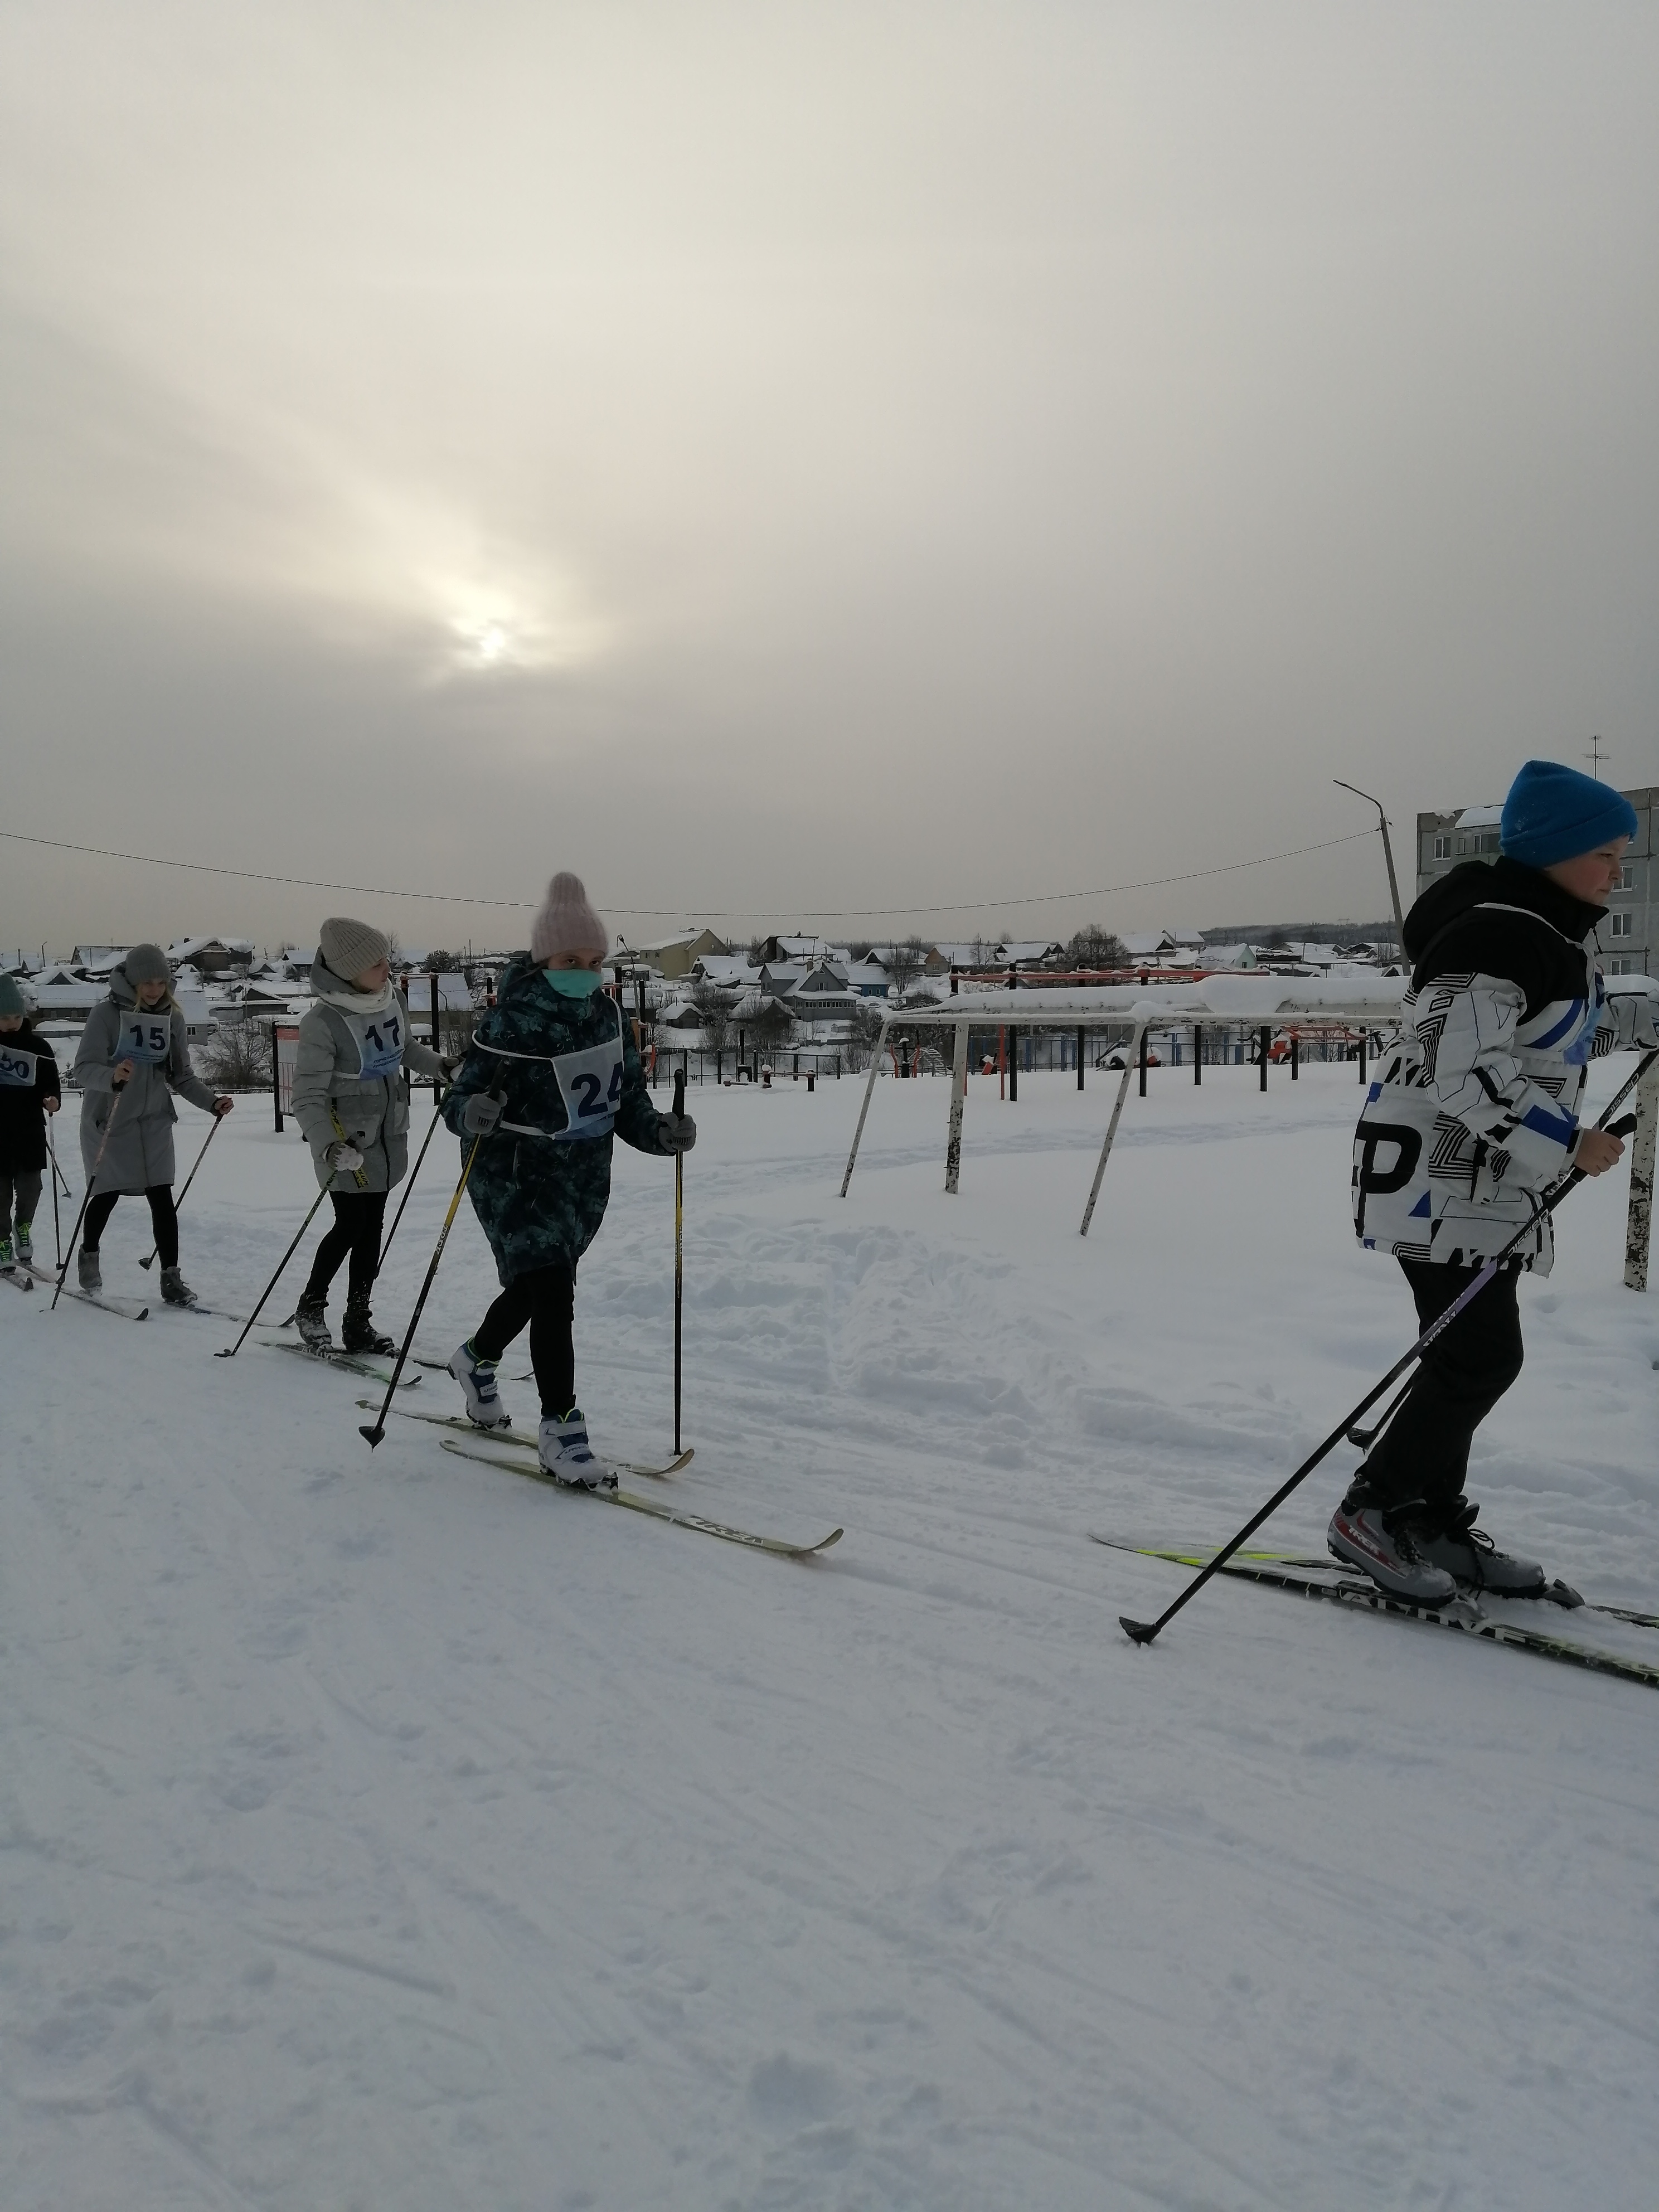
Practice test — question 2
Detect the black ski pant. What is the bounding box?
[1,1168,42,1236]
[472,1260,576,1418]
[85,1185,178,1269]
[1360,1257,1524,1523]
[304,1190,389,1304]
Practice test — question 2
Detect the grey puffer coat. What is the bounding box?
[74,966,218,1193]
[290,957,447,1192]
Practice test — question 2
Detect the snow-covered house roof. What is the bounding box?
[1121,930,1177,958]
[693,956,763,990]
[167,937,256,969]
[1455,804,1504,829]
[1,949,42,975]
[72,945,132,975]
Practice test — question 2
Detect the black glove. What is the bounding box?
[462,1092,503,1136]
[657,1112,696,1153]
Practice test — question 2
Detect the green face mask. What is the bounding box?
[543,967,604,1000]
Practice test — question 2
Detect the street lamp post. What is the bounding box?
[1334,778,1406,953]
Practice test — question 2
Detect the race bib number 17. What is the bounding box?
[348,1010,404,1079]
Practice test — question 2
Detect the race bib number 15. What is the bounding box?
[118,1016,171,1064]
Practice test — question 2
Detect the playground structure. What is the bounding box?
[841,974,1407,1234]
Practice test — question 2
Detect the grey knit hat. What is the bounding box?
[124,943,171,986]
[318,916,391,979]
[0,973,26,1017]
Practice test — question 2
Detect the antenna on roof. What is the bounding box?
[1587,734,1608,778]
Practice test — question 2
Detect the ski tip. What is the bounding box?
[1547,1578,1585,1609]
[1119,1617,1160,1645]
[359,1424,385,1448]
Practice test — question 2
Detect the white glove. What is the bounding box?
[326,1140,365,1172]
[462,1092,504,1136]
[657,1112,697,1153]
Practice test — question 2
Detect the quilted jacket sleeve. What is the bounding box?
[1415,972,1581,1185]
[1600,978,1659,1053]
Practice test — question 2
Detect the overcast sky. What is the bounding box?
[3,2,1656,957]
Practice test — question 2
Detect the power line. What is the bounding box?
[0,825,1377,923]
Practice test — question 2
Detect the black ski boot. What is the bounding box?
[341,1292,395,1357]
[78,1245,102,1293]
[159,1265,197,1307]
[295,1292,333,1352]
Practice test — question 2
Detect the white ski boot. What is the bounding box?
[1410,1497,1546,1597]
[1328,1488,1459,1605]
[78,1245,101,1293]
[448,1340,511,1428]
[537,1408,615,1489]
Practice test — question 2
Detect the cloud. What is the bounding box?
[1,2,1657,953]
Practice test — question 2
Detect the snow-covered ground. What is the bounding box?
[5,1059,1657,2210]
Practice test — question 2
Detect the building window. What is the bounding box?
[1477,831,1500,854]
[1620,862,1636,891]
[1609,911,1633,938]
[1433,835,1452,860]
[1610,956,1636,975]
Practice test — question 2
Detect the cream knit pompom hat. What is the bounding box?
[530,874,608,963]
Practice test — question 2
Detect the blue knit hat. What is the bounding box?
[1500,760,1638,869]
[0,973,25,1018]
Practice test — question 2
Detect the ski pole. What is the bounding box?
[1120,1050,1658,1648]
[50,1083,127,1309]
[47,1123,64,1268]
[140,1111,224,1268]
[215,1171,338,1359]
[360,1128,486,1447]
[376,1100,445,1277]
[673,1064,686,1457]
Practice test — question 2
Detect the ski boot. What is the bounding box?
[537,1407,615,1489]
[1328,1486,1459,1605]
[0,1237,12,1270]
[448,1339,511,1428]
[295,1292,334,1351]
[78,1245,102,1293]
[341,1292,395,1356]
[159,1266,197,1307]
[15,1223,32,1264]
[1408,1496,1546,1598]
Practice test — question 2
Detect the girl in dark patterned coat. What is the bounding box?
[442,874,693,1483]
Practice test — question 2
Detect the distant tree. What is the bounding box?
[843,1001,887,1070]
[193,1021,274,1090]
[423,949,455,973]
[746,935,768,964]
[884,935,930,994]
[690,979,737,1051]
[749,998,795,1055]
[1064,923,1128,969]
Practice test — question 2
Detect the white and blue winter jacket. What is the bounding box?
[1352,857,1659,1273]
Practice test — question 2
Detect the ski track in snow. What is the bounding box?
[4,1065,1658,2209]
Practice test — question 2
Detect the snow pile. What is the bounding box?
[4,1061,1657,2209]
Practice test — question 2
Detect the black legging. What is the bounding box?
[85,1185,177,1269]
[304,1189,389,1303]
[1361,1257,1524,1522]
[472,1260,576,1417]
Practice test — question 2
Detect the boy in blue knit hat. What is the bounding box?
[1337,760,1659,1602]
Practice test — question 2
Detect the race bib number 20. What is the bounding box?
[0,1042,36,1089]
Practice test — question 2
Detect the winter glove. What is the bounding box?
[657,1112,697,1153]
[326,1139,365,1172]
[462,1091,504,1136]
